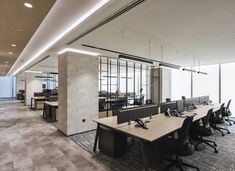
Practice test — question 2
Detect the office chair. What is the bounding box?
[162,115,200,171]
[99,99,106,110]
[111,102,123,116]
[190,109,218,153]
[134,95,145,105]
[210,103,230,136]
[166,98,171,102]
[222,99,235,125]
[146,99,152,104]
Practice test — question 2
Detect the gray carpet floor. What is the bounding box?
[70,124,235,171]
[34,109,235,171]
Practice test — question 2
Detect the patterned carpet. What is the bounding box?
[70,125,235,171]
[34,109,235,170]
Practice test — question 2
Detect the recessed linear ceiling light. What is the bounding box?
[24,3,33,8]
[9,52,13,55]
[11,0,109,76]
[25,70,43,74]
[58,48,100,56]
[11,44,16,47]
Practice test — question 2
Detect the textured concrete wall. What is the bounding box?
[58,52,98,136]
[25,73,43,105]
[151,68,160,104]
[16,74,25,93]
[161,68,172,102]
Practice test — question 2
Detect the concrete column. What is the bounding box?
[161,68,172,102]
[16,74,25,93]
[58,52,98,136]
[151,68,160,104]
[25,73,43,105]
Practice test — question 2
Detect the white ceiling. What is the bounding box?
[11,0,235,74]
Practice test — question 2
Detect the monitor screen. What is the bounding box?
[176,100,184,113]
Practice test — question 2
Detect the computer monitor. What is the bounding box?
[160,101,177,113]
[117,105,158,124]
[199,96,209,104]
[184,97,200,106]
[176,100,184,113]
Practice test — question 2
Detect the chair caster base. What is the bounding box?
[214,149,218,153]
[214,143,217,147]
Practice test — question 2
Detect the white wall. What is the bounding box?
[16,75,25,93]
[25,73,43,105]
[0,76,15,98]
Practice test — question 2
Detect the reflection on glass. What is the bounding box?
[221,63,235,116]
[171,69,191,100]
[193,65,219,103]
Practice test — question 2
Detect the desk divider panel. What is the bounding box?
[199,95,210,104]
[117,105,158,124]
[185,97,200,105]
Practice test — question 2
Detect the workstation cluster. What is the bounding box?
[94,95,234,170]
[30,89,58,122]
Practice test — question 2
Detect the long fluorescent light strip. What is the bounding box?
[25,70,43,74]
[11,0,109,76]
[58,48,100,56]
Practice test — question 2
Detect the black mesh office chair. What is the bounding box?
[163,115,200,171]
[166,98,171,102]
[190,109,218,153]
[210,103,230,136]
[111,102,123,116]
[222,99,235,125]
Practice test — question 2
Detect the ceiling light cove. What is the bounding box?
[11,0,110,76]
[24,3,33,8]
[58,48,100,56]
[11,44,16,47]
[25,70,43,74]
[9,52,13,55]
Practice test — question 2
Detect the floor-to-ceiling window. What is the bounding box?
[221,63,235,116]
[0,76,16,98]
[193,64,219,103]
[171,69,191,100]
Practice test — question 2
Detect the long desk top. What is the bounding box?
[94,104,220,142]
[32,96,49,100]
[44,101,58,107]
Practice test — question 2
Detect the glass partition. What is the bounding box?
[221,63,235,116]
[99,57,151,113]
[171,69,191,100]
[193,64,219,103]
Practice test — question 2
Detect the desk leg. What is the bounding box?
[93,124,100,152]
[31,98,33,109]
[139,140,149,171]
[35,100,38,110]
[51,107,56,122]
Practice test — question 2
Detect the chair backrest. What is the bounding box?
[219,103,225,113]
[226,99,232,110]
[166,98,171,102]
[202,108,213,128]
[178,115,194,145]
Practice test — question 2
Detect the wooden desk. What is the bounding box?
[93,104,219,169]
[43,101,58,122]
[30,96,49,110]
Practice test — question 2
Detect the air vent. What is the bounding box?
[67,0,146,45]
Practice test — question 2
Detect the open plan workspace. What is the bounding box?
[1,0,235,171]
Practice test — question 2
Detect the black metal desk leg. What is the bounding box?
[139,140,149,171]
[31,98,33,109]
[93,124,100,152]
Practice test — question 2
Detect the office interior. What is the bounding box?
[1,0,235,170]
